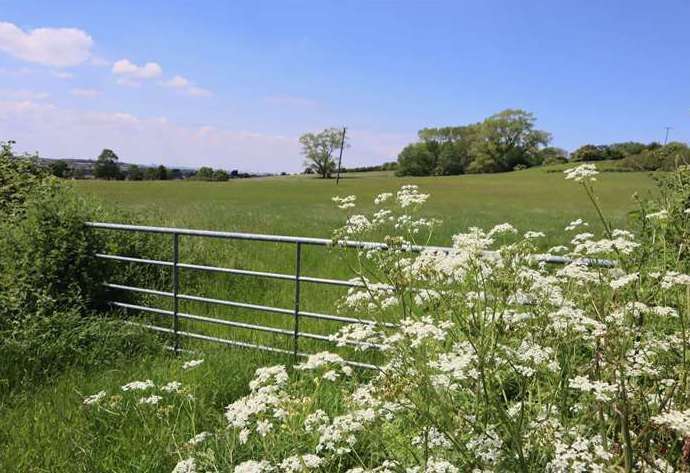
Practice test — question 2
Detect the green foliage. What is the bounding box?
[397,109,550,176]
[94,148,123,180]
[0,140,52,217]
[0,141,168,392]
[127,163,144,180]
[538,146,569,165]
[49,159,70,178]
[300,127,348,178]
[620,142,690,171]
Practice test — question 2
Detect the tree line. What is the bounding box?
[392,108,690,176]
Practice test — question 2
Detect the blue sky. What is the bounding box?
[1,0,689,171]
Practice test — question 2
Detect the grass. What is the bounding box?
[70,167,659,357]
[1,166,660,471]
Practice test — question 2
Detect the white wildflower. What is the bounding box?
[172,458,197,473]
[374,192,393,205]
[564,164,599,182]
[279,454,323,472]
[121,379,155,391]
[139,394,162,405]
[234,460,273,473]
[568,376,616,402]
[186,431,211,446]
[565,219,589,231]
[524,231,545,239]
[609,272,638,290]
[83,390,107,406]
[161,381,183,393]
[646,209,669,220]
[182,359,204,370]
[332,195,356,209]
[488,223,518,237]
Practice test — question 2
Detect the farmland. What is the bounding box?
[1,166,675,471]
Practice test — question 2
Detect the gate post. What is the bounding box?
[292,242,302,361]
[172,232,180,354]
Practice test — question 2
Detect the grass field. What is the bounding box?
[68,167,661,360]
[1,166,662,471]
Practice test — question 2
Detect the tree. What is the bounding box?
[127,164,143,181]
[194,166,214,181]
[299,128,348,178]
[170,168,183,180]
[396,143,437,176]
[570,144,612,162]
[469,109,551,173]
[94,149,122,180]
[49,160,69,178]
[156,165,168,180]
[213,169,230,181]
[538,147,569,165]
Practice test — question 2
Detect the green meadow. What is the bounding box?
[1,167,660,471]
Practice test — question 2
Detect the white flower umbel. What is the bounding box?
[332,195,357,209]
[646,209,669,220]
[565,218,589,231]
[172,458,197,473]
[161,381,183,393]
[609,272,638,290]
[83,390,107,406]
[374,192,393,205]
[234,460,273,473]
[564,164,599,182]
[138,394,162,405]
[652,409,690,436]
[396,184,429,208]
[182,359,204,370]
[568,376,616,402]
[121,379,155,391]
[186,431,211,446]
[279,454,323,472]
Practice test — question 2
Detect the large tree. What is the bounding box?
[94,149,122,180]
[299,128,348,178]
[468,109,551,173]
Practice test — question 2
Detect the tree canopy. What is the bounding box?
[396,109,550,176]
[299,128,348,178]
[94,149,122,180]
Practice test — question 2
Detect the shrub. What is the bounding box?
[0,142,168,391]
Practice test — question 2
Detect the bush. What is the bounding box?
[0,141,168,391]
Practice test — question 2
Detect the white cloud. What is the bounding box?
[0,99,298,172]
[161,75,212,97]
[162,75,190,88]
[0,21,93,67]
[70,88,101,97]
[112,58,162,86]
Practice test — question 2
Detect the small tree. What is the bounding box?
[94,149,122,180]
[49,160,69,178]
[127,164,144,181]
[156,165,168,181]
[299,128,348,178]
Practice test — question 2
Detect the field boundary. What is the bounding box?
[87,222,614,369]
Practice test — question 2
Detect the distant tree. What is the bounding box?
[49,160,69,178]
[194,166,214,181]
[127,164,144,181]
[143,167,158,180]
[230,169,239,178]
[170,168,183,180]
[299,128,348,178]
[538,147,569,165]
[468,109,551,173]
[396,143,437,176]
[212,169,230,181]
[622,142,690,171]
[94,149,122,180]
[571,144,618,162]
[156,165,168,180]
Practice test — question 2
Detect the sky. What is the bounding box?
[0,0,689,172]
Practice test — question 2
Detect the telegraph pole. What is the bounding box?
[664,127,672,145]
[335,127,347,185]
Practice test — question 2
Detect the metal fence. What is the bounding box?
[86,222,613,369]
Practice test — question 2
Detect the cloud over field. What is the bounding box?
[0,21,93,67]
